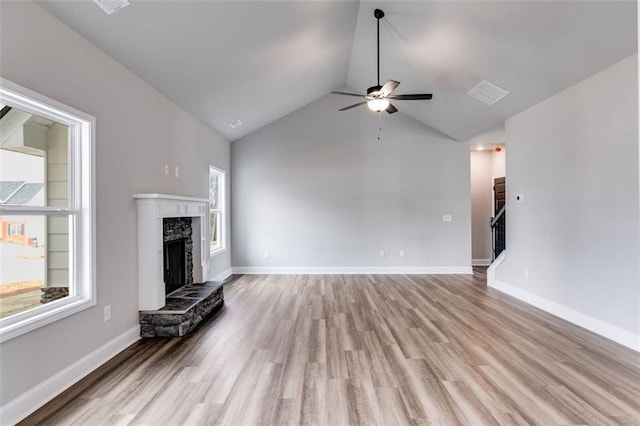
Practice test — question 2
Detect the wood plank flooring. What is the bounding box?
[21,271,640,425]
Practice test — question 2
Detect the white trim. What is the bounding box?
[486,251,506,285]
[210,247,226,258]
[133,193,208,203]
[232,266,473,275]
[488,279,640,352]
[0,297,95,344]
[472,258,491,266]
[0,78,96,343]
[487,251,638,351]
[134,194,209,310]
[211,267,233,282]
[208,165,225,257]
[0,326,140,425]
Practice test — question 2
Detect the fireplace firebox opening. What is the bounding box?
[164,239,186,295]
[163,217,194,296]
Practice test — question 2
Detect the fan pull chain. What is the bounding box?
[377,111,383,142]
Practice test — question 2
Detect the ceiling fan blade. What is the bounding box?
[388,93,433,100]
[339,101,367,111]
[380,80,400,96]
[386,103,398,114]
[332,91,365,98]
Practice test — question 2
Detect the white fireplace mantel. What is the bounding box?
[134,193,209,310]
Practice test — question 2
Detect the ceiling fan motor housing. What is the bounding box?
[367,85,383,96]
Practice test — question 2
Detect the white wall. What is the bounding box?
[0,0,231,410]
[470,151,493,263]
[231,92,471,272]
[491,148,506,182]
[495,54,639,343]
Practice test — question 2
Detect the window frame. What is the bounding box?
[0,78,96,343]
[8,223,24,235]
[209,165,225,257]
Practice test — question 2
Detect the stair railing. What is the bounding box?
[491,206,506,261]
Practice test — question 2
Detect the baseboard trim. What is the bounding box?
[232,266,473,275]
[486,251,505,284]
[472,258,491,266]
[0,325,140,424]
[211,267,233,282]
[488,279,640,352]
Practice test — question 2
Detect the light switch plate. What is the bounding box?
[442,215,453,222]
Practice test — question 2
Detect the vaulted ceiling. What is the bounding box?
[37,1,637,142]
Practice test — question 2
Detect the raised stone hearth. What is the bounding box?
[139,281,224,338]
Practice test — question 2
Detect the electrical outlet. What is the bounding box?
[399,250,405,258]
[164,164,169,175]
[379,250,385,258]
[264,250,270,258]
[104,305,111,322]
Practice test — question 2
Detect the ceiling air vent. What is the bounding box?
[93,0,130,15]
[468,80,510,105]
[229,120,243,129]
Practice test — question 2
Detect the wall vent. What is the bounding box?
[468,80,510,105]
[92,0,130,15]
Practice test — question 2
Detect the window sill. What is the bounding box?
[210,247,226,258]
[0,296,96,343]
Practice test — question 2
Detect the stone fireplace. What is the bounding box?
[133,193,209,311]
[135,194,225,337]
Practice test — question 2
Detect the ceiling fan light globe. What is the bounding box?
[367,98,390,112]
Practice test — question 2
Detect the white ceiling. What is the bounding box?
[36,0,637,142]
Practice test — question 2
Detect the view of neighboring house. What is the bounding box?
[0,110,68,321]
[0,181,45,246]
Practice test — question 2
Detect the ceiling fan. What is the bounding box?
[332,9,433,114]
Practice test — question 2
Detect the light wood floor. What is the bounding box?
[22,271,640,425]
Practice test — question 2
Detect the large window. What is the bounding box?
[0,79,95,342]
[209,165,225,256]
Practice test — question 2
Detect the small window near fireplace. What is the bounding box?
[209,165,225,256]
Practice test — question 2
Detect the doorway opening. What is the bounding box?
[470,144,505,267]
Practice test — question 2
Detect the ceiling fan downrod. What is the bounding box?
[330,7,432,115]
[374,9,384,87]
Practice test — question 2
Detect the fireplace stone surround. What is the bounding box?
[134,194,225,338]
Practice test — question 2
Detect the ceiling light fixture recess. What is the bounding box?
[92,0,130,15]
[468,80,510,105]
[229,119,243,129]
